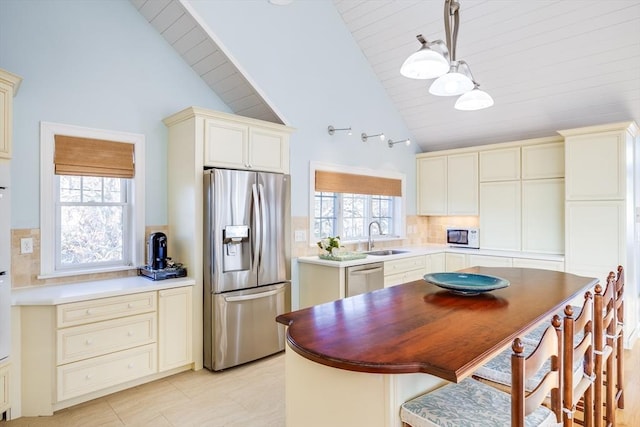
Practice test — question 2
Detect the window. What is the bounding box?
[40,122,145,277]
[314,192,396,240]
[310,162,405,243]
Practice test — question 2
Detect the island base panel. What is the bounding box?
[285,345,444,427]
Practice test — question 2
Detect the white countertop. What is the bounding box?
[11,276,195,306]
[297,244,565,267]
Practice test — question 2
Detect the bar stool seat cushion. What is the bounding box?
[400,378,559,427]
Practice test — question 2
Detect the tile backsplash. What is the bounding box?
[10,226,168,289]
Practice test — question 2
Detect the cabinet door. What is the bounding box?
[417,156,447,215]
[479,147,520,182]
[158,287,193,371]
[522,179,564,254]
[565,201,625,279]
[468,255,512,268]
[512,258,564,272]
[0,362,9,414]
[0,81,11,159]
[429,253,446,272]
[521,142,564,179]
[445,253,467,272]
[204,119,248,169]
[248,128,289,173]
[480,181,521,251]
[565,131,625,200]
[447,152,478,215]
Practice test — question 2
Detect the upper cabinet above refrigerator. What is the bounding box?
[164,107,294,174]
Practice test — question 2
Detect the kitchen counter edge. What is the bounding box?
[11,276,196,306]
[297,245,565,267]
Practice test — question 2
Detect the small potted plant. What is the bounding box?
[317,236,342,257]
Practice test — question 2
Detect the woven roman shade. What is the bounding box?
[54,135,135,178]
[315,170,402,197]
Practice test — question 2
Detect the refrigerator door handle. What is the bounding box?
[224,286,285,302]
[251,183,261,271]
[257,183,267,265]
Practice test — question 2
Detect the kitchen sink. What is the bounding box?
[366,249,409,256]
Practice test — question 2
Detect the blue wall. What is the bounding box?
[0,0,230,227]
[0,0,417,230]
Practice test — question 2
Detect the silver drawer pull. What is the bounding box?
[86,309,93,315]
[127,303,133,308]
[127,363,134,369]
[127,331,134,337]
[85,374,92,380]
[85,339,93,345]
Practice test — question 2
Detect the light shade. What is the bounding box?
[429,70,474,96]
[400,46,449,80]
[454,88,494,110]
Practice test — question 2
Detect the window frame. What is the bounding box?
[309,161,406,245]
[40,121,145,278]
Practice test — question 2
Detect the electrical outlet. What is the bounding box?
[21,237,33,254]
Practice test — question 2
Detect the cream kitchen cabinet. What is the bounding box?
[430,253,446,272]
[521,141,564,179]
[521,179,564,254]
[468,254,513,268]
[298,263,344,309]
[0,361,9,417]
[204,117,290,173]
[158,287,193,371]
[563,128,627,200]
[21,286,194,416]
[480,181,522,251]
[417,152,478,216]
[479,147,520,182]
[0,68,21,159]
[384,255,428,287]
[511,257,564,271]
[560,122,638,348]
[445,253,468,272]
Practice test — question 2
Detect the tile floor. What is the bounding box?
[2,344,639,427]
[1,353,285,427]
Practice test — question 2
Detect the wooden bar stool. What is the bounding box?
[613,265,625,410]
[593,274,616,427]
[400,316,562,427]
[562,295,594,427]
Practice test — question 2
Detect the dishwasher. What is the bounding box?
[345,262,384,297]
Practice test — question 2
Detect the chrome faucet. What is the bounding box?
[367,221,382,251]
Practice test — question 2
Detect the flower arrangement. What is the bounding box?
[317,236,342,255]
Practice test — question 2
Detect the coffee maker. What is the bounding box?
[139,232,187,280]
[147,232,168,270]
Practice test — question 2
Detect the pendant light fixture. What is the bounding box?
[401,0,493,110]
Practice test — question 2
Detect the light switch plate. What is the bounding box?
[294,230,306,242]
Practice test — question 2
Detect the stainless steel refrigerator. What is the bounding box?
[203,168,290,371]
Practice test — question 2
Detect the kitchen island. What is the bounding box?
[276,267,597,427]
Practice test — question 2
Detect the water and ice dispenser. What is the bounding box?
[223,225,250,272]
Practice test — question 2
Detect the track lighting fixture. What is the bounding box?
[327,125,352,136]
[361,132,385,142]
[388,139,411,148]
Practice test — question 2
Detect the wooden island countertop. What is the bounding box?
[277,267,597,383]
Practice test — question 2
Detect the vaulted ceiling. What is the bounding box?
[132,0,640,152]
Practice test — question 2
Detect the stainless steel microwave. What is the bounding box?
[446,228,480,249]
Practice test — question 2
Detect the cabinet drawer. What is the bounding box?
[57,344,157,402]
[57,292,157,328]
[384,256,426,275]
[57,313,157,365]
[384,269,425,287]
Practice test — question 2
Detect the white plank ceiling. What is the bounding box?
[132,0,640,152]
[130,0,282,124]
